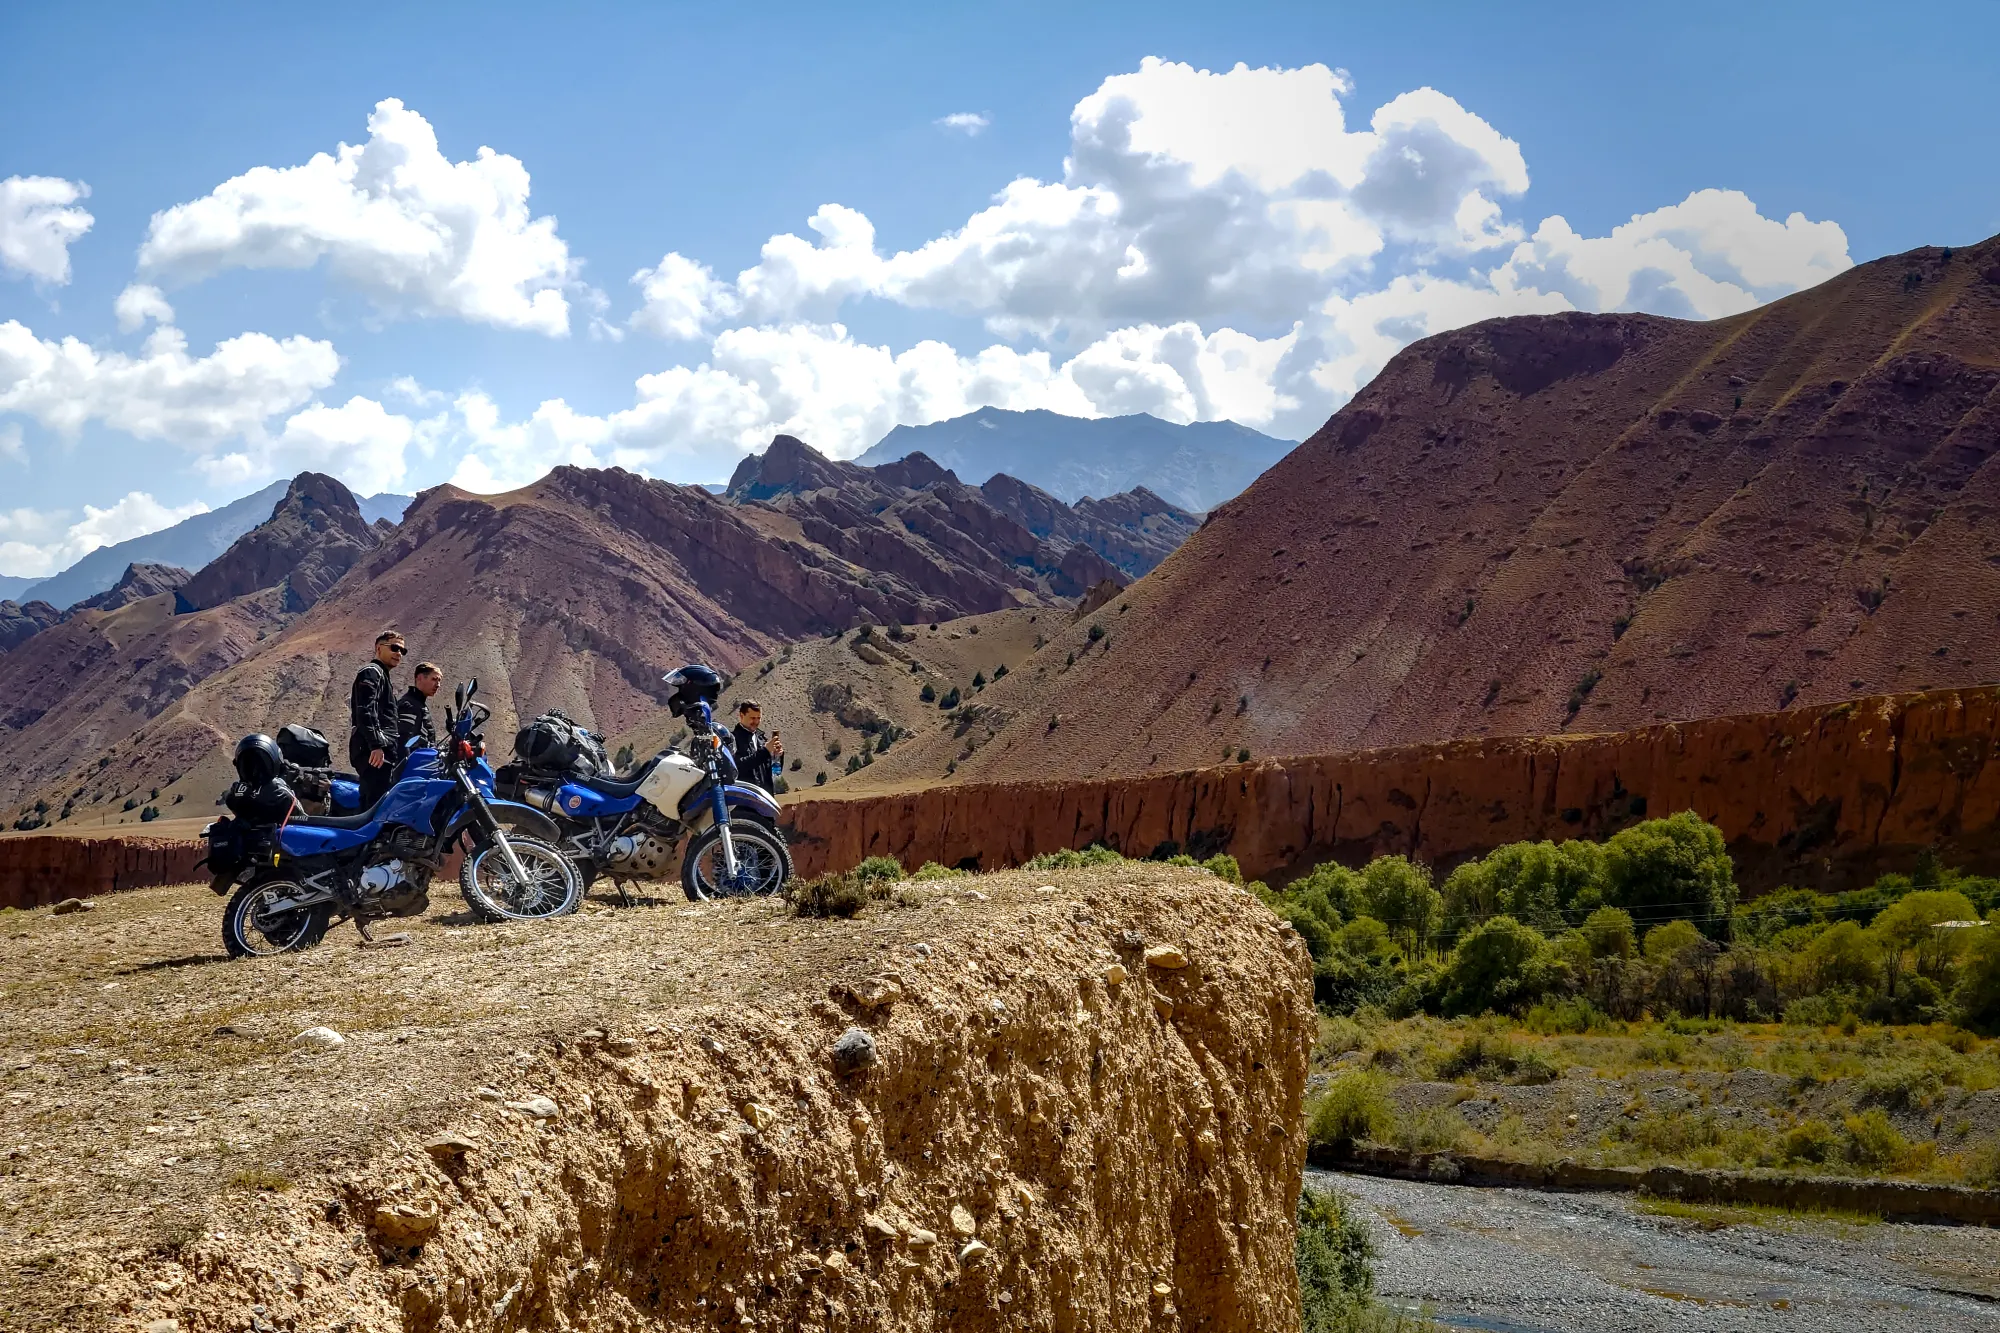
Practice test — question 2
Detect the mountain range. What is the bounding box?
[0,484,409,613]
[856,407,1293,512]
[851,233,2000,787]
[0,442,1197,828]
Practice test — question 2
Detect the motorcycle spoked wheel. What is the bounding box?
[680,821,793,902]
[222,877,333,958]
[459,835,584,923]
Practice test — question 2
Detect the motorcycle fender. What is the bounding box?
[446,798,559,845]
[725,783,781,822]
[681,786,778,837]
[209,872,237,896]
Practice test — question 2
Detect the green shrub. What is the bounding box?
[919,682,936,702]
[1297,1183,1375,1328]
[1843,1109,1909,1167]
[1022,844,1124,871]
[1780,1118,1838,1164]
[789,873,868,919]
[1523,996,1614,1035]
[1393,1104,1470,1153]
[1309,1072,1394,1145]
[851,856,905,887]
[909,861,967,881]
[1201,853,1243,884]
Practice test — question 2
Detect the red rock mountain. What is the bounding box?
[0,599,60,654]
[75,562,192,614]
[856,233,2000,787]
[0,443,1206,826]
[176,473,382,613]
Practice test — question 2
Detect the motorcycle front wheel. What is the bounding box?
[459,835,583,923]
[222,878,332,958]
[681,821,793,902]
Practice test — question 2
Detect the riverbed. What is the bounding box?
[1314,1170,2000,1332]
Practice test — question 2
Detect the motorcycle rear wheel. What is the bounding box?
[681,822,793,901]
[222,878,332,958]
[459,835,583,923]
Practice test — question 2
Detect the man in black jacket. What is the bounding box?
[350,630,406,809]
[398,661,441,749]
[730,699,782,792]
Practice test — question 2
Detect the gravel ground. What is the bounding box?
[1313,1169,2000,1332]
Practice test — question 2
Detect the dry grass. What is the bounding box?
[1,863,1268,1328]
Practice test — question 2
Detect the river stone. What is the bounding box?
[1145,944,1189,969]
[51,897,94,915]
[292,1026,344,1049]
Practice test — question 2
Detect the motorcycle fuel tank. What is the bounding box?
[636,750,705,815]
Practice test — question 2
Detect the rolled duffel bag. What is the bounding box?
[514,714,584,773]
[276,723,333,769]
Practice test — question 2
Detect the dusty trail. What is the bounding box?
[1314,1170,2000,1333]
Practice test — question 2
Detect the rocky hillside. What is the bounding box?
[72,562,191,614]
[0,479,364,820]
[0,866,1312,1333]
[723,435,1192,591]
[857,234,2000,786]
[1,440,1208,828]
[175,472,383,613]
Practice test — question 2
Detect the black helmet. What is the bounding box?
[234,733,284,786]
[663,664,723,719]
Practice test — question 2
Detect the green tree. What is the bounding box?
[919,682,936,703]
[1871,889,1979,996]
[1444,839,1605,933]
[1805,919,1877,992]
[939,687,960,709]
[1642,918,1704,963]
[1955,911,2000,1033]
[1579,906,1637,959]
[1603,812,1737,936]
[1442,915,1548,1015]
[1354,856,1441,950]
[972,670,986,690]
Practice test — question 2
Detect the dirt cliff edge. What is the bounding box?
[0,867,1313,1333]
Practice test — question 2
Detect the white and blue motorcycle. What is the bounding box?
[495,665,792,902]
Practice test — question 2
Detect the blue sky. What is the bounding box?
[3,0,1997,578]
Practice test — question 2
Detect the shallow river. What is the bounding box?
[1313,1170,2000,1333]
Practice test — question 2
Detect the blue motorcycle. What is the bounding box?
[495,664,792,902]
[204,678,582,957]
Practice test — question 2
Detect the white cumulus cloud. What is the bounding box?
[0,319,339,447]
[0,491,209,579]
[137,98,579,335]
[114,283,174,332]
[936,112,991,135]
[615,57,1849,446]
[0,176,94,286]
[202,395,428,496]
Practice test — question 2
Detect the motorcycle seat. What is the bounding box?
[579,754,663,798]
[293,806,379,830]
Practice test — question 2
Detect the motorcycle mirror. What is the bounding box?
[454,684,465,710]
[467,677,479,700]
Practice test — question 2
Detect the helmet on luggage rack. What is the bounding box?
[233,733,284,786]
[662,664,723,719]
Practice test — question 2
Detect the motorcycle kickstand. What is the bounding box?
[354,915,411,949]
[612,878,635,908]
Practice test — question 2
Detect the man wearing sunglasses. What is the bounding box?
[349,630,408,810]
